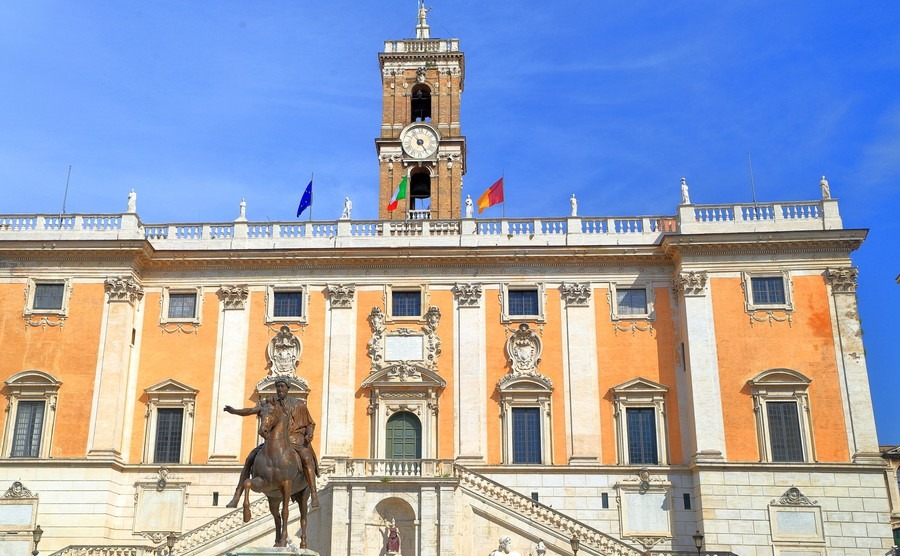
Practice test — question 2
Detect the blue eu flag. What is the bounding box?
[296,180,312,217]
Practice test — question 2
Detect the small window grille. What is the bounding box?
[616,288,648,315]
[392,291,421,317]
[33,284,65,311]
[273,291,303,318]
[751,277,786,305]
[508,290,539,316]
[168,293,197,319]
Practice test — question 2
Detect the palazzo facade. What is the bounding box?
[0,6,895,556]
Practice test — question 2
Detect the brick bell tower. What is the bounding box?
[376,3,466,220]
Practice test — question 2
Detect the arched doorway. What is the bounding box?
[385,411,422,460]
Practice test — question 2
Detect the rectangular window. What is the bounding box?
[601,492,609,509]
[508,289,539,316]
[683,493,692,510]
[32,284,65,311]
[626,407,659,465]
[273,291,303,318]
[167,293,197,319]
[11,401,45,457]
[392,291,421,317]
[616,288,648,316]
[154,408,184,463]
[767,401,804,462]
[511,407,542,464]
[751,277,786,306]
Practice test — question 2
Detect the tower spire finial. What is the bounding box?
[416,1,431,39]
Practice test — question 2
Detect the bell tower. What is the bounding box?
[376,3,466,220]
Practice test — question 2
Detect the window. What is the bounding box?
[386,412,422,459]
[168,293,196,319]
[501,284,545,322]
[1,371,61,459]
[626,407,659,465]
[392,291,421,317]
[265,286,308,323]
[611,377,670,465]
[609,283,654,320]
[498,373,553,464]
[410,84,432,122]
[748,369,814,463]
[385,285,427,319]
[24,278,71,317]
[512,407,542,464]
[743,271,793,312]
[154,408,184,463]
[143,379,198,464]
[160,287,202,325]
[11,401,44,458]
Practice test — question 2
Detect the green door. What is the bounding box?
[386,411,422,459]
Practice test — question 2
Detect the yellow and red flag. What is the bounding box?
[477,177,504,214]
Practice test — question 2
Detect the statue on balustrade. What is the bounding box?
[223,377,320,548]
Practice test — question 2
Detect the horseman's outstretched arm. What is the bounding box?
[224,404,261,417]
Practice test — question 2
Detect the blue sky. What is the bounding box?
[2,2,898,443]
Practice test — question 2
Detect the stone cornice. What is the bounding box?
[663,229,867,257]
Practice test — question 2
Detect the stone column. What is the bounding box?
[452,283,487,462]
[560,283,601,463]
[321,285,357,460]
[438,484,457,556]
[87,277,144,459]
[348,486,367,554]
[674,271,727,461]
[420,486,439,555]
[825,267,881,461]
[329,485,351,556]
[208,286,250,462]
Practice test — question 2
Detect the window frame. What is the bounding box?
[265,285,309,324]
[143,379,198,465]
[1,370,61,459]
[24,278,71,317]
[609,283,655,321]
[748,368,815,463]
[385,285,428,320]
[743,271,793,312]
[160,287,203,325]
[500,283,546,323]
[611,377,670,465]
[498,375,553,465]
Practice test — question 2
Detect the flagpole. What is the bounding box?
[309,172,313,223]
[502,169,506,218]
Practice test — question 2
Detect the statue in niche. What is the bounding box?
[385,517,401,554]
[268,325,302,376]
[489,536,522,556]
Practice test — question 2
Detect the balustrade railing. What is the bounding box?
[50,546,151,556]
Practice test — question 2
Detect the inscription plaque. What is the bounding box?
[385,334,424,361]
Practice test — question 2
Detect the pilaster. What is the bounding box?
[321,285,358,459]
[825,267,880,461]
[560,282,601,464]
[452,283,487,462]
[208,285,250,462]
[674,271,727,462]
[329,486,351,556]
[87,276,144,460]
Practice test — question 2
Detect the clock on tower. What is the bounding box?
[376,3,466,220]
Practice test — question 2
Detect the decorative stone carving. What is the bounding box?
[506,323,542,375]
[217,285,248,310]
[267,325,302,377]
[674,271,708,296]
[453,283,482,306]
[560,282,591,307]
[824,267,858,294]
[366,306,442,379]
[416,66,427,83]
[772,487,817,506]
[326,284,356,308]
[2,481,36,499]
[105,276,144,304]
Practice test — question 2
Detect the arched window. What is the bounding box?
[385,411,422,460]
[410,85,431,122]
[2,370,61,459]
[409,168,431,214]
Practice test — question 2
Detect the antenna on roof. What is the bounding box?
[61,165,72,214]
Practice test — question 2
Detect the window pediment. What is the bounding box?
[498,373,553,393]
[611,377,669,396]
[5,370,62,392]
[144,379,198,397]
[748,368,811,390]
[362,364,446,389]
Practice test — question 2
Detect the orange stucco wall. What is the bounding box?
[711,276,849,462]
[595,286,682,465]
[0,282,105,458]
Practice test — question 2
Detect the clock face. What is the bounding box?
[401,125,439,159]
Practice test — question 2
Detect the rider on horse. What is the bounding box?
[224,377,320,508]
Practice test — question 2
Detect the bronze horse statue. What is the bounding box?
[242,398,311,548]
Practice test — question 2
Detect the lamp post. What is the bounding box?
[32,525,43,556]
[692,530,704,555]
[570,535,580,555]
[166,532,177,555]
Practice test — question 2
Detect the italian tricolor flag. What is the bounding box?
[387,176,408,212]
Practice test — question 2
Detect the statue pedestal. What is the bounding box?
[226,548,320,556]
